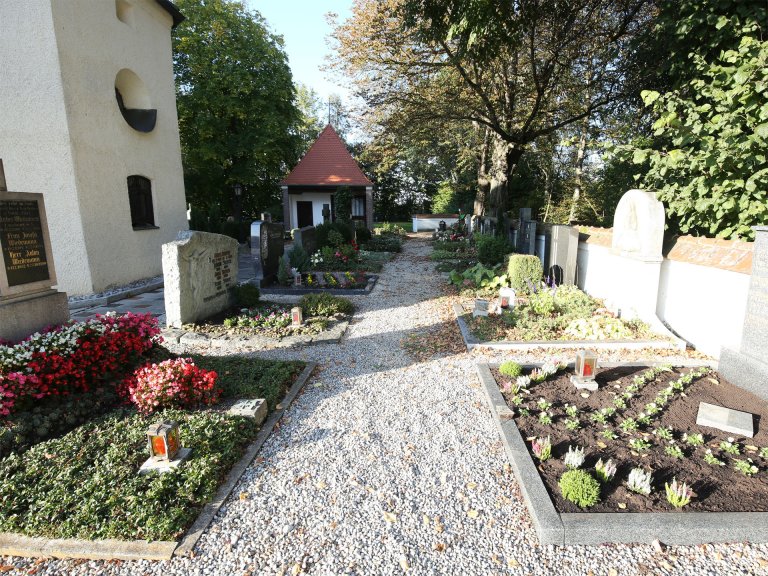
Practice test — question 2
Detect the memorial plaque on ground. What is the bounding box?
[251,220,284,286]
[696,402,754,438]
[228,398,267,424]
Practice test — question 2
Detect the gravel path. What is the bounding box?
[4,236,768,575]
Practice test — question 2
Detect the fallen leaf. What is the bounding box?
[422,514,431,526]
[608,569,618,576]
[708,377,719,385]
[467,509,480,519]
[239,492,249,500]
[580,392,590,398]
[596,441,607,449]
[399,555,410,571]
[758,558,768,568]
[491,554,501,565]
[466,482,478,490]
[433,542,446,552]
[291,564,301,576]
[383,511,397,523]
[0,568,15,573]
[714,552,723,561]
[618,503,627,509]
[660,561,673,570]
[315,481,328,489]
[745,445,758,452]
[508,558,520,568]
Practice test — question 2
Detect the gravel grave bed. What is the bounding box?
[491,364,768,514]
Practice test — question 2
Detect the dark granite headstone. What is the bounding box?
[250,220,284,286]
[0,197,50,287]
[294,225,317,255]
[519,220,536,255]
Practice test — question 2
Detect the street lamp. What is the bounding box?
[233,183,243,231]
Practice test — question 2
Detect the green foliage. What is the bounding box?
[316,222,354,249]
[233,283,260,307]
[188,204,207,231]
[374,222,409,235]
[355,225,372,244]
[558,469,601,508]
[173,0,300,217]
[298,293,354,317]
[277,255,292,286]
[334,186,353,224]
[506,255,543,292]
[498,361,522,378]
[288,245,311,273]
[564,316,633,340]
[475,233,513,266]
[363,236,402,252]
[449,262,499,288]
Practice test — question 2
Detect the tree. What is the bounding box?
[294,83,325,156]
[173,0,300,219]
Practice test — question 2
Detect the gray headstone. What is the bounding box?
[473,299,489,317]
[546,224,579,285]
[519,207,532,222]
[611,189,665,261]
[228,398,267,425]
[696,402,754,438]
[250,220,284,286]
[518,220,536,255]
[294,225,317,255]
[162,231,239,328]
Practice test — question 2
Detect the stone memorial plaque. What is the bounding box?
[228,398,267,425]
[251,220,284,286]
[611,189,665,261]
[473,299,489,317]
[696,402,754,438]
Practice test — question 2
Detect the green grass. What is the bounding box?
[374,221,412,232]
[0,355,304,542]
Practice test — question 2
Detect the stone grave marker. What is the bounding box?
[0,160,68,341]
[162,231,239,328]
[251,220,284,286]
[719,226,768,399]
[696,402,754,438]
[293,225,317,255]
[228,398,267,425]
[473,299,489,317]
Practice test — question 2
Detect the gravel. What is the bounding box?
[4,235,768,575]
[67,275,163,304]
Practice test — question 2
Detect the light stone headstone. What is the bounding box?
[696,402,754,438]
[719,226,768,399]
[228,398,267,425]
[250,220,284,286]
[294,225,317,255]
[0,164,69,341]
[473,299,489,317]
[162,231,238,328]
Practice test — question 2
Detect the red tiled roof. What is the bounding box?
[280,124,372,186]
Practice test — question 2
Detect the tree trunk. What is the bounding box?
[568,123,588,224]
[474,125,491,216]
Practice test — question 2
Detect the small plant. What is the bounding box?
[510,394,523,406]
[538,411,553,425]
[665,444,685,459]
[298,293,354,317]
[564,445,585,469]
[627,467,653,495]
[499,361,523,378]
[590,411,607,424]
[518,407,531,417]
[564,418,581,431]
[559,469,601,508]
[536,398,552,411]
[665,478,693,508]
[516,375,531,390]
[644,402,660,416]
[613,397,627,410]
[601,429,618,440]
[760,447,768,459]
[619,418,638,433]
[703,449,725,467]
[719,438,740,455]
[629,438,652,452]
[594,458,617,483]
[531,436,552,461]
[564,404,578,418]
[125,358,220,414]
[654,426,673,441]
[734,458,759,476]
[683,432,705,447]
[636,413,652,427]
[233,283,260,307]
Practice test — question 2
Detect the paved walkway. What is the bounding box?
[14,236,768,575]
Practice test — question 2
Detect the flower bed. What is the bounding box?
[489,361,768,514]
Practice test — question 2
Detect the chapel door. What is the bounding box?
[296,201,313,228]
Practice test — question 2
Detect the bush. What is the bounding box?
[475,234,512,266]
[334,186,352,223]
[299,293,354,317]
[506,254,543,292]
[316,222,354,248]
[123,358,220,414]
[233,283,260,307]
[355,225,372,244]
[498,361,523,377]
[289,244,311,273]
[277,255,292,286]
[559,469,601,508]
[363,236,402,252]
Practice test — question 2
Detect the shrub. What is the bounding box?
[506,254,543,292]
[475,234,512,266]
[375,222,407,236]
[559,469,601,508]
[277,255,292,286]
[499,361,523,377]
[299,293,354,317]
[233,283,260,307]
[123,358,220,414]
[315,222,353,248]
[334,186,352,223]
[288,244,311,273]
[363,236,402,252]
[355,225,372,244]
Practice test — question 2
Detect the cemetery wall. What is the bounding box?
[412,214,460,232]
[577,227,753,358]
[0,0,188,295]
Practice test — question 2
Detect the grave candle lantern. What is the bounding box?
[291,306,303,326]
[575,350,597,380]
[146,421,181,462]
[499,287,516,309]
[294,272,302,286]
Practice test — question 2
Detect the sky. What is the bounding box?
[247,0,354,106]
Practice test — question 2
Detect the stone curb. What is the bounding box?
[174,361,317,557]
[0,363,316,561]
[475,360,768,545]
[261,275,378,296]
[67,279,164,311]
[163,321,349,349]
[454,303,686,352]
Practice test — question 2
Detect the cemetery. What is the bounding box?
[1,0,768,573]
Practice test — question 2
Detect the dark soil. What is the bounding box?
[491,365,768,513]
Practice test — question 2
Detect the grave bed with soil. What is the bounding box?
[261,272,377,296]
[490,363,768,514]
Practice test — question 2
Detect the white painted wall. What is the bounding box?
[412,216,459,232]
[0,0,188,295]
[577,242,750,358]
[289,192,332,229]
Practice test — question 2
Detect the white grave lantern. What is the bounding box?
[571,349,598,391]
[291,306,303,326]
[499,287,516,309]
